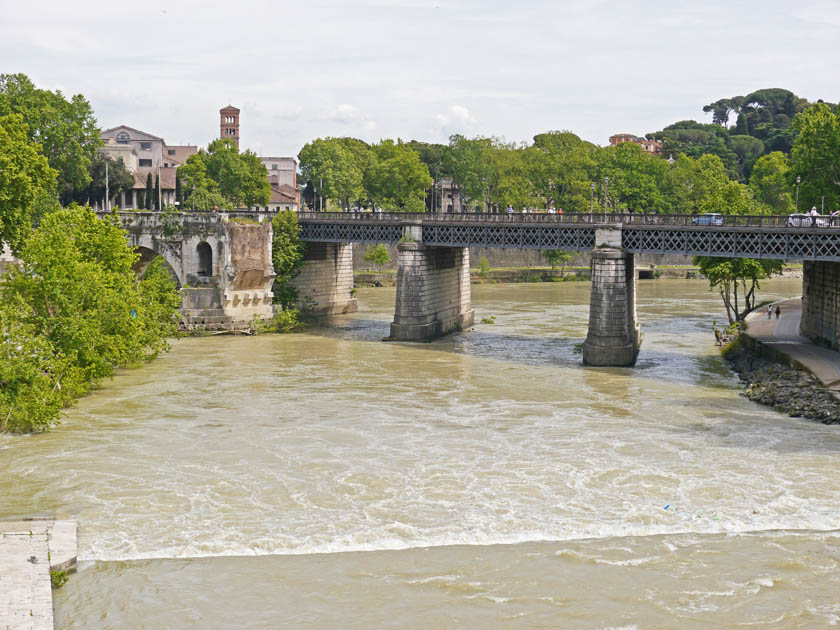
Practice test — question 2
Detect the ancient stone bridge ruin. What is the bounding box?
[106,211,840,366]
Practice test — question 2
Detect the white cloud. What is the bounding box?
[2,0,838,154]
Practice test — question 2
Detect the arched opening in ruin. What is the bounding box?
[132,246,181,289]
[197,242,213,277]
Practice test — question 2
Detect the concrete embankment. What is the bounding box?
[727,298,840,424]
[0,517,77,630]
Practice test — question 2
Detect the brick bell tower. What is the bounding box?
[220,105,240,150]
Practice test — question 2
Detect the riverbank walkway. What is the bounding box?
[0,518,77,630]
[745,297,840,391]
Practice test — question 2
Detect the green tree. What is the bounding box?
[271,210,306,308]
[597,142,668,213]
[729,134,765,180]
[145,172,153,210]
[750,152,794,213]
[364,139,432,211]
[443,134,494,210]
[526,131,597,212]
[0,293,82,433]
[0,113,57,252]
[364,244,391,270]
[299,137,370,210]
[73,153,134,209]
[790,103,840,212]
[179,139,270,210]
[543,250,572,273]
[694,256,783,324]
[661,154,731,214]
[0,73,100,204]
[154,173,161,211]
[1,206,180,432]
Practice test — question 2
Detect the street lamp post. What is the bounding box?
[603,176,609,219]
[590,182,594,214]
[795,175,801,212]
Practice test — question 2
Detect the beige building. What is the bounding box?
[608,134,663,155]
[258,156,299,211]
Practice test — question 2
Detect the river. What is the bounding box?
[2,278,839,628]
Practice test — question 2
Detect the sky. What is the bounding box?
[3,0,839,158]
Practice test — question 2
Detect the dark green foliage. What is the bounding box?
[271,210,306,309]
[68,152,133,208]
[154,174,161,211]
[145,172,153,210]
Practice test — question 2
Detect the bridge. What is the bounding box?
[104,210,840,367]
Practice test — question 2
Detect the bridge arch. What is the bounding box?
[132,246,182,289]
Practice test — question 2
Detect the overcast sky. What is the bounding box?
[3,0,839,158]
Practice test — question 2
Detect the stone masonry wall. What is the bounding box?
[582,250,640,366]
[390,243,474,341]
[801,260,840,350]
[291,242,358,315]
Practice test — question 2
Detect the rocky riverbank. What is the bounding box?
[725,340,840,424]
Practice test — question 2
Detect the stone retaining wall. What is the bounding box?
[801,260,840,350]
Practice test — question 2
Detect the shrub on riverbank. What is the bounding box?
[0,206,181,433]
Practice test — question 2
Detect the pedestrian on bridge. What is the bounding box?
[767,305,773,319]
[775,305,781,319]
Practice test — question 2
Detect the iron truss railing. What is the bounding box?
[298,220,405,244]
[623,227,840,261]
[422,223,597,250]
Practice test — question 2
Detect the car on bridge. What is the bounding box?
[691,213,724,226]
[787,213,829,227]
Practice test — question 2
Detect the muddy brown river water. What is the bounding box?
[2,278,839,628]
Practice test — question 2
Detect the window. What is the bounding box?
[140,142,151,150]
[139,159,152,167]
[116,131,130,144]
[167,149,175,156]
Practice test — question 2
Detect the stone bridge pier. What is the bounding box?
[291,242,358,315]
[582,228,640,366]
[390,242,474,341]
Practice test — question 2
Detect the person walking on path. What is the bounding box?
[767,305,773,319]
[776,305,781,319]
[810,206,819,227]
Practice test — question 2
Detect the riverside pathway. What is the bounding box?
[0,518,77,630]
[745,297,840,391]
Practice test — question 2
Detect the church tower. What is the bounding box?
[220,105,240,150]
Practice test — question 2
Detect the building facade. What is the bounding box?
[608,134,663,155]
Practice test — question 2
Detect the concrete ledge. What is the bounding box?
[0,516,77,630]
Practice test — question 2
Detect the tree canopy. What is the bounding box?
[0,113,57,252]
[1,205,181,432]
[0,73,100,204]
[179,139,270,210]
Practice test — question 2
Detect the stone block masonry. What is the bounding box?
[582,249,640,366]
[801,260,840,350]
[291,242,358,315]
[390,243,474,341]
